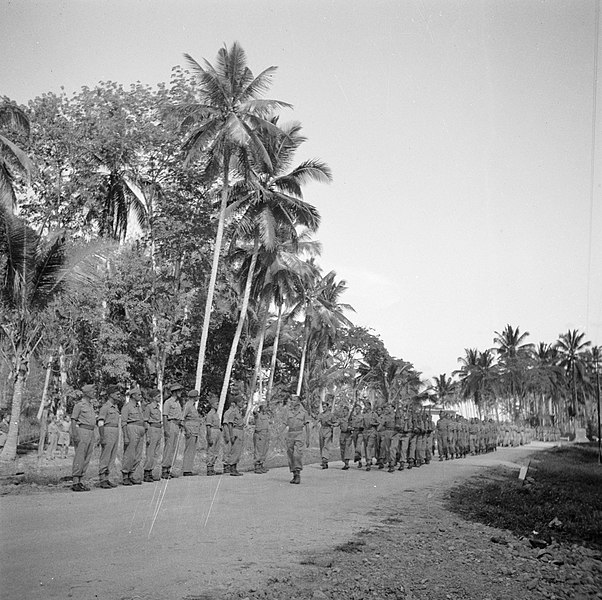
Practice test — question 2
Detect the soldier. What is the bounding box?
[121,385,146,485]
[380,404,397,473]
[205,394,223,476]
[224,396,245,476]
[436,411,449,460]
[284,394,310,484]
[414,409,427,467]
[351,405,364,467]
[162,383,183,479]
[250,404,270,474]
[424,410,435,464]
[469,417,478,455]
[97,384,121,489]
[398,404,413,470]
[336,406,354,470]
[70,384,98,492]
[143,387,163,482]
[407,405,420,468]
[362,405,379,471]
[318,397,337,469]
[376,405,387,468]
[182,389,202,476]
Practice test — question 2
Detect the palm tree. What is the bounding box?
[555,329,591,428]
[0,205,79,462]
[213,119,328,419]
[430,373,457,407]
[0,100,33,211]
[454,348,496,418]
[292,266,354,396]
[174,42,291,393]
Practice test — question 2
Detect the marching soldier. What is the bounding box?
[284,394,310,484]
[71,384,98,492]
[143,387,163,482]
[162,383,183,479]
[250,404,270,474]
[97,384,121,489]
[318,397,337,469]
[362,405,379,471]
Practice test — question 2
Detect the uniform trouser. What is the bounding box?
[380,430,393,464]
[469,434,477,454]
[425,432,434,461]
[399,433,410,464]
[352,430,363,460]
[388,431,400,465]
[319,428,333,461]
[72,427,95,477]
[339,431,354,461]
[206,428,222,467]
[377,432,386,463]
[162,421,180,468]
[99,426,119,475]
[287,435,304,471]
[144,426,162,471]
[408,433,418,463]
[416,433,426,463]
[437,432,447,457]
[122,424,145,475]
[363,429,377,461]
[254,430,269,463]
[182,434,198,472]
[448,435,456,456]
[222,427,232,461]
[226,427,244,464]
[47,433,58,456]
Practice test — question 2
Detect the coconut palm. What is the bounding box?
[430,373,457,407]
[174,42,291,393]
[454,348,496,417]
[213,119,328,419]
[0,101,33,211]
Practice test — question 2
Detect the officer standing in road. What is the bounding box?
[97,384,121,489]
[71,383,98,492]
[143,387,163,482]
[250,404,270,474]
[223,396,245,476]
[182,389,202,476]
[318,396,336,469]
[284,394,311,484]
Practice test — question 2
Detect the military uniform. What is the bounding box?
[318,408,337,468]
[362,408,379,470]
[350,408,364,466]
[71,385,98,492]
[337,410,354,470]
[398,408,413,469]
[143,389,163,482]
[97,386,121,488]
[205,403,222,475]
[436,412,449,460]
[285,397,310,484]
[224,400,244,476]
[162,385,183,478]
[121,388,145,485]
[250,407,270,474]
[182,390,202,475]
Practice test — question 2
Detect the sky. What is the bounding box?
[2,0,601,381]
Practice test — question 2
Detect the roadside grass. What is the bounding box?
[447,444,602,550]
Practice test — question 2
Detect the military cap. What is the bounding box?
[147,388,162,398]
[129,384,141,395]
[187,389,200,398]
[170,383,183,391]
[107,384,121,396]
[81,384,96,396]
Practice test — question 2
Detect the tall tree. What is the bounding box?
[175,42,291,394]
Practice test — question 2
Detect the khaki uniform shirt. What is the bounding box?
[72,399,97,427]
[98,400,120,427]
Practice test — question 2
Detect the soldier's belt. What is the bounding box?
[127,421,145,427]
[78,424,95,430]
[103,424,118,428]
[149,423,162,428]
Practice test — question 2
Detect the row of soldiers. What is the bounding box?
[69,382,268,491]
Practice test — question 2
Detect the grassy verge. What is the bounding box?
[447,444,602,550]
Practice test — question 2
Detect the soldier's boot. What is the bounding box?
[161,467,170,479]
[223,464,231,474]
[254,462,262,474]
[342,459,350,470]
[398,462,405,471]
[290,470,301,484]
[207,465,216,476]
[130,472,142,485]
[230,464,243,476]
[358,460,363,468]
[321,458,328,470]
[71,476,82,492]
[122,473,133,486]
[387,462,395,473]
[260,463,269,473]
[99,473,113,489]
[407,458,414,470]
[365,460,372,471]
[107,476,118,487]
[143,470,154,483]
[415,459,422,468]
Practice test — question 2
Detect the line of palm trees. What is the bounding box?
[431,325,600,434]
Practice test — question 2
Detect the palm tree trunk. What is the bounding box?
[266,304,284,404]
[296,318,311,396]
[246,301,268,420]
[217,240,259,421]
[195,157,230,391]
[0,365,26,463]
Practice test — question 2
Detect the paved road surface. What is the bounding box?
[0,444,550,600]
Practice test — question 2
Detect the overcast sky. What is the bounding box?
[2,0,601,381]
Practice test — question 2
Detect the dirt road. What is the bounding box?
[0,445,547,600]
